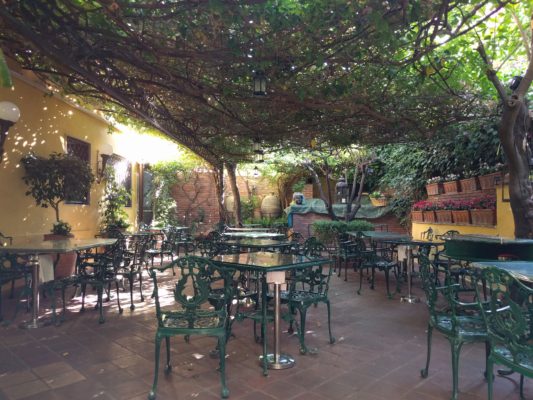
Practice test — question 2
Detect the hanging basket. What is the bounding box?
[411,210,424,222]
[423,211,436,223]
[425,183,442,196]
[478,172,503,190]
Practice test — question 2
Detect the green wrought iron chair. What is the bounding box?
[77,238,126,323]
[357,241,400,299]
[476,267,533,400]
[0,251,32,323]
[120,234,150,310]
[284,238,335,354]
[148,256,235,399]
[418,254,488,400]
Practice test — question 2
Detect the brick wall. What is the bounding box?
[293,212,405,238]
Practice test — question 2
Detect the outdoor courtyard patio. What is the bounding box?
[0,265,529,400]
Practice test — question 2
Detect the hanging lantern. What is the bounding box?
[253,165,260,178]
[509,76,523,91]
[253,71,267,96]
[335,177,349,204]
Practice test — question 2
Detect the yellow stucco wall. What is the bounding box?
[412,185,515,239]
[0,73,138,239]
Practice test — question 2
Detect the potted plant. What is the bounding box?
[435,200,453,224]
[425,176,443,196]
[411,201,426,222]
[442,173,461,194]
[470,195,496,226]
[412,200,436,223]
[449,199,472,225]
[478,162,504,190]
[459,170,479,193]
[99,168,131,234]
[21,152,95,277]
[369,191,388,207]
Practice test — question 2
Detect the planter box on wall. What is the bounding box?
[443,180,460,194]
[435,210,453,224]
[370,197,388,207]
[478,172,503,190]
[451,210,470,225]
[412,210,424,223]
[460,177,479,192]
[470,209,496,226]
[425,183,442,196]
[423,211,436,223]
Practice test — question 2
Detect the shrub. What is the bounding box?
[312,220,374,242]
[471,195,496,210]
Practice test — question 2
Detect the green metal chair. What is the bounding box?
[120,234,150,310]
[0,252,32,323]
[148,256,235,400]
[357,242,400,299]
[284,239,335,354]
[418,254,488,400]
[476,267,533,400]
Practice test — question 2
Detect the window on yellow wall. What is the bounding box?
[66,136,91,205]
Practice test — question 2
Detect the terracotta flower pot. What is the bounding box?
[451,210,470,225]
[425,183,442,196]
[470,209,496,226]
[370,197,388,207]
[443,180,460,194]
[411,210,424,222]
[423,211,436,223]
[435,210,453,224]
[478,172,503,190]
[459,177,479,193]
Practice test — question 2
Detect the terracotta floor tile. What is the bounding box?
[0,266,503,400]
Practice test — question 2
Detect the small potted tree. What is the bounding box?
[21,152,94,277]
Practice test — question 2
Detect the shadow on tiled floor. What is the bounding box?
[0,264,530,400]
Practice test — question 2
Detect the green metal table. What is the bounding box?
[442,234,533,261]
[223,239,292,252]
[470,261,533,283]
[3,238,117,328]
[354,231,443,303]
[211,252,330,371]
[222,231,286,240]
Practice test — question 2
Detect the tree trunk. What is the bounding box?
[478,26,533,237]
[226,162,242,226]
[500,100,533,237]
[212,164,227,225]
[304,163,337,220]
[345,165,367,221]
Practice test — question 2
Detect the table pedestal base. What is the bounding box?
[260,353,295,370]
[400,295,420,304]
[19,317,53,329]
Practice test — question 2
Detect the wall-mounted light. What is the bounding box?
[0,101,21,164]
[96,143,113,183]
[253,165,260,178]
[253,71,267,96]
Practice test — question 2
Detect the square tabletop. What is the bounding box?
[2,238,117,254]
[211,251,330,272]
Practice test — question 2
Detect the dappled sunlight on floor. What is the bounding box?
[0,262,530,400]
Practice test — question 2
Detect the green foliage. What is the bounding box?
[312,220,374,242]
[100,168,130,231]
[51,220,72,235]
[148,161,187,227]
[21,152,95,223]
[0,49,12,88]
[240,195,260,222]
[291,179,306,193]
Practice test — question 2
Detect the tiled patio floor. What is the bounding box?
[0,264,530,400]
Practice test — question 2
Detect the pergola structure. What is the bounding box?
[0,1,532,234]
